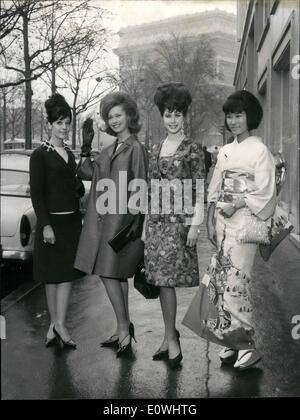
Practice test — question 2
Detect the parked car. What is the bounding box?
[0,150,90,271]
[1,151,35,266]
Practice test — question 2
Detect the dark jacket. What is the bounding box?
[29,145,85,227]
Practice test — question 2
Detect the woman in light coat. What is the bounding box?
[75,92,148,357]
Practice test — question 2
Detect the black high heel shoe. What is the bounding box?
[168,332,182,368]
[53,327,77,350]
[45,325,57,347]
[101,322,135,347]
[129,322,136,343]
[116,334,132,358]
[45,336,57,347]
[152,329,180,361]
[100,334,119,348]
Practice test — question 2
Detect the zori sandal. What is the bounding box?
[219,347,238,364]
[234,349,261,370]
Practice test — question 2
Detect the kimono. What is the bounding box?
[74,135,148,279]
[183,136,277,349]
[144,137,206,287]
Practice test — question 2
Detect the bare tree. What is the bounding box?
[6,85,25,141]
[0,0,61,147]
[146,33,228,140]
[0,0,112,148]
[108,58,157,148]
[0,0,21,43]
[56,11,113,148]
[40,0,109,94]
[112,33,228,146]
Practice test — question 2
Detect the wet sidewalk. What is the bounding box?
[1,228,300,399]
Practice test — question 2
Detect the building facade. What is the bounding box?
[114,10,238,148]
[234,0,300,236]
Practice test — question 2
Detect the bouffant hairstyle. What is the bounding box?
[100,92,141,136]
[154,82,192,117]
[45,93,72,124]
[222,90,263,131]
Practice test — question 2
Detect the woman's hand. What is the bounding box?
[219,315,230,329]
[43,225,56,245]
[186,225,199,247]
[219,204,236,219]
[81,118,94,155]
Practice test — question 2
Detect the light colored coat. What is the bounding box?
[74,135,148,278]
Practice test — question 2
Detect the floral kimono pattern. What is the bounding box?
[183,136,276,349]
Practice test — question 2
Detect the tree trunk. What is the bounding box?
[40,106,44,141]
[144,113,150,150]
[12,109,15,140]
[72,85,79,149]
[3,90,7,142]
[72,106,77,149]
[51,38,56,94]
[23,12,32,149]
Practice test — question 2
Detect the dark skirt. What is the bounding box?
[33,212,83,284]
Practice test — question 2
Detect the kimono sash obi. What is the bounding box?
[218,170,255,203]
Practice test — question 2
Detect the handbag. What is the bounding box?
[236,207,270,244]
[108,224,133,253]
[133,264,160,299]
[259,205,294,261]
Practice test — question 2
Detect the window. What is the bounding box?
[263,0,271,25]
[0,170,30,197]
[255,0,271,52]
[272,42,292,210]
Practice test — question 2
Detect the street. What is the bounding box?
[1,226,300,400]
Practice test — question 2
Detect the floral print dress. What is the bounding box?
[145,137,205,287]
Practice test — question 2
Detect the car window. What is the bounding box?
[0,169,30,197]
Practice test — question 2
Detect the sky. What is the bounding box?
[31,1,237,125]
[99,0,237,30]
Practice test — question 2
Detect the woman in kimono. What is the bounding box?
[30,93,85,349]
[75,92,148,357]
[145,82,206,368]
[183,90,276,370]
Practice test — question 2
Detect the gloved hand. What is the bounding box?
[126,213,145,241]
[81,118,94,156]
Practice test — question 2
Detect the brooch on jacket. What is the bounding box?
[41,140,71,152]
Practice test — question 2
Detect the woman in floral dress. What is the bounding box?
[183,90,277,370]
[145,82,205,368]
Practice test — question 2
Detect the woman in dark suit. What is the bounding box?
[29,93,85,349]
[75,92,148,357]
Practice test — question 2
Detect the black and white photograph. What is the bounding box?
[1,0,299,403]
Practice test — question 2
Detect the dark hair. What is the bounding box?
[222,90,263,131]
[100,92,141,136]
[154,82,192,117]
[45,93,72,124]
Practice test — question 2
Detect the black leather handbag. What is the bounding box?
[108,224,133,253]
[134,264,160,299]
